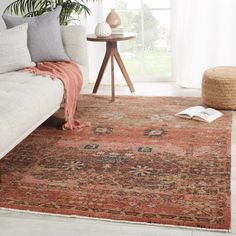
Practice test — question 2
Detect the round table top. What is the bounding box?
[87,32,136,42]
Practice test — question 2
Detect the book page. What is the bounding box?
[193,108,223,123]
[176,106,205,118]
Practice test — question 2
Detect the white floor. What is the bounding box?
[0,82,235,236]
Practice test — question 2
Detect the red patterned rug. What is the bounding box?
[0,95,232,230]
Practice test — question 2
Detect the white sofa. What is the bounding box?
[0,25,89,159]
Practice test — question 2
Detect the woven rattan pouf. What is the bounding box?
[202,66,236,110]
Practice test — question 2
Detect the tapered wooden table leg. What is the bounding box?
[88,33,136,101]
[111,46,115,102]
[114,45,135,93]
[93,44,111,94]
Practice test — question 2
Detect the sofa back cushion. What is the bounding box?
[2,6,70,62]
[0,23,35,74]
[61,25,88,67]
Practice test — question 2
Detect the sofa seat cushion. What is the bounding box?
[0,71,64,158]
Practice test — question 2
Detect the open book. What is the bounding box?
[175,106,223,123]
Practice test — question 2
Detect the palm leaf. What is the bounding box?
[5,0,46,16]
[4,0,97,25]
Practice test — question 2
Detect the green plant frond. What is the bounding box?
[76,2,91,15]
[4,0,46,16]
[25,10,41,17]
[81,0,98,2]
[5,0,98,25]
[58,1,92,25]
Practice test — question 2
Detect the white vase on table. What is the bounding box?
[95,22,112,37]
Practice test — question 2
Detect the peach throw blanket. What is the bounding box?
[24,61,83,130]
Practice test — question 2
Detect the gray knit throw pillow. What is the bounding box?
[2,6,70,62]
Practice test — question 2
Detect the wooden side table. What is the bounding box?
[87,33,136,101]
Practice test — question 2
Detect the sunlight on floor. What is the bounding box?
[82,82,201,97]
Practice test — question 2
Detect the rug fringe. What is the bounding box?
[0,207,230,233]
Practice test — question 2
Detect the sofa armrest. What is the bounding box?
[61,25,88,67]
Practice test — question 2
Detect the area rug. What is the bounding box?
[0,95,232,230]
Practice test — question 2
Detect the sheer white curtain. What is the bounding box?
[81,0,118,85]
[172,0,236,88]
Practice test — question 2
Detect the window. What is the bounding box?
[116,0,171,81]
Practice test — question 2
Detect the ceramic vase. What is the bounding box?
[95,22,112,37]
[106,8,121,28]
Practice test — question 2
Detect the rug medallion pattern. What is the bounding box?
[0,96,232,229]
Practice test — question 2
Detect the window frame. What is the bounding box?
[116,0,173,82]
